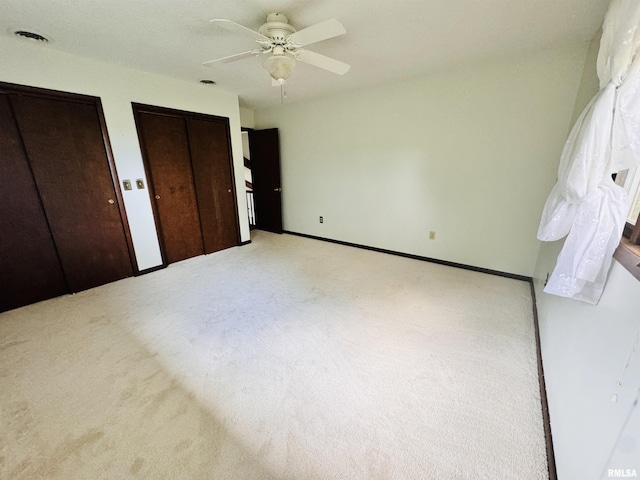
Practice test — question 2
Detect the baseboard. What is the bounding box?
[136,242,250,275]
[135,264,166,276]
[283,230,532,282]
[529,282,557,480]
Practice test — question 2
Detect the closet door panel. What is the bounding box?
[137,112,204,264]
[187,117,239,253]
[10,95,133,293]
[0,94,68,311]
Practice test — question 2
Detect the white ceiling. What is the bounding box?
[1,0,610,110]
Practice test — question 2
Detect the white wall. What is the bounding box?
[534,35,640,479]
[535,259,640,479]
[0,36,250,271]
[255,44,588,277]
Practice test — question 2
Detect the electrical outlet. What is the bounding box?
[319,216,323,224]
[429,231,436,240]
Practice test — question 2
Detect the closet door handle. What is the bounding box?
[107,199,115,204]
[155,195,161,200]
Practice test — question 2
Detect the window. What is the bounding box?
[620,167,640,244]
[627,174,640,225]
[614,167,640,280]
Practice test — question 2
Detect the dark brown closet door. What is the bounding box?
[0,94,68,311]
[136,112,204,264]
[187,117,239,253]
[10,95,133,293]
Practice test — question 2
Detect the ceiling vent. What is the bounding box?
[14,30,51,43]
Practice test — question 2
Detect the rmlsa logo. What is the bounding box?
[608,469,638,478]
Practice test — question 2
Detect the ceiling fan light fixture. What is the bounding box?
[262,54,296,82]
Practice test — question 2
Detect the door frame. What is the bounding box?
[132,103,241,267]
[242,127,255,230]
[0,81,138,274]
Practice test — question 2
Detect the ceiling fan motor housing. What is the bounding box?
[259,13,296,44]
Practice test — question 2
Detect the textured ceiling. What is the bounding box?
[1,0,610,109]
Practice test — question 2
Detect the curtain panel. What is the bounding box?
[537,0,640,304]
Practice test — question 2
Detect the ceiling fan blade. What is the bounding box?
[203,50,259,66]
[288,19,346,47]
[210,19,269,42]
[296,50,350,75]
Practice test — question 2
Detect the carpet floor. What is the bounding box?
[0,231,548,479]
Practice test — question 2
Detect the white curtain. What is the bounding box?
[537,0,640,304]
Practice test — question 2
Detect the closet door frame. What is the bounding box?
[0,81,138,274]
[132,103,240,267]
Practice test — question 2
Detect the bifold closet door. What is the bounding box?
[0,94,68,312]
[10,94,134,293]
[136,112,205,264]
[135,107,240,265]
[187,118,239,253]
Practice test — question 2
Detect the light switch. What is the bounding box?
[123,179,132,191]
[135,179,145,189]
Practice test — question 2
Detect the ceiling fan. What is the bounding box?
[203,13,350,86]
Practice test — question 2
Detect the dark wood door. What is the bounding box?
[187,117,239,253]
[10,94,134,293]
[0,94,68,311]
[249,128,283,233]
[136,112,205,264]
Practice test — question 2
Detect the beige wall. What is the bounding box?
[0,35,250,270]
[240,107,255,129]
[533,34,640,478]
[255,44,587,277]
